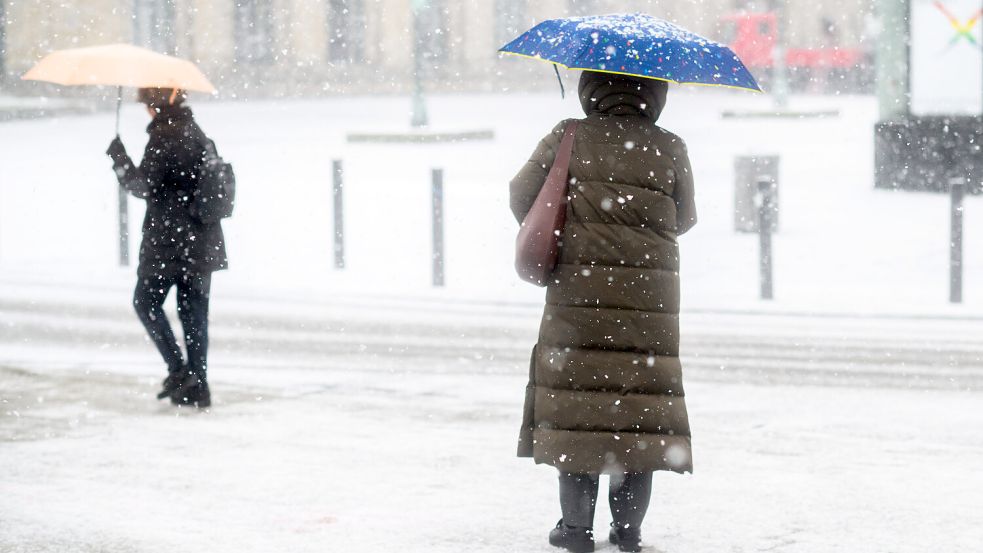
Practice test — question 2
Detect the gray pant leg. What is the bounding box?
[609,472,653,530]
[558,472,600,529]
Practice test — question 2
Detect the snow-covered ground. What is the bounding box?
[0,91,981,313]
[4,375,983,553]
[2,92,983,551]
[2,287,983,552]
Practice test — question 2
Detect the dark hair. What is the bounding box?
[137,88,187,108]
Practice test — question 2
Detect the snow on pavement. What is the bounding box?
[2,276,983,552]
[2,361,982,552]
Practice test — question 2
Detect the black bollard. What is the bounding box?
[757,177,774,300]
[950,177,965,304]
[332,160,345,269]
[118,187,129,266]
[432,168,445,287]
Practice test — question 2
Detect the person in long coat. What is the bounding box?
[510,71,697,553]
[106,87,228,409]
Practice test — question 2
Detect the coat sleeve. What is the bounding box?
[112,139,165,199]
[509,121,567,223]
[670,138,697,235]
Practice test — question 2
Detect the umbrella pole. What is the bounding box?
[114,85,122,136]
[554,64,565,99]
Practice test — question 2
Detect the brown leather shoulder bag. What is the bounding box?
[515,120,579,286]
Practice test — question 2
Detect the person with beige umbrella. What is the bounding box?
[24,44,235,409]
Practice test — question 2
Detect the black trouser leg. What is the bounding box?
[609,472,653,530]
[175,273,211,379]
[558,472,600,529]
[133,274,183,371]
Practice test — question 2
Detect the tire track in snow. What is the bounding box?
[3,293,983,390]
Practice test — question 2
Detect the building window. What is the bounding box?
[495,0,527,46]
[235,0,275,64]
[328,0,366,63]
[414,0,448,64]
[133,0,176,54]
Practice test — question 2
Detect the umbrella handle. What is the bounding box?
[114,85,122,136]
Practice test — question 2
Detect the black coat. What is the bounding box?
[111,106,228,278]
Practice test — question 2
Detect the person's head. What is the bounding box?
[137,87,187,117]
[577,71,668,120]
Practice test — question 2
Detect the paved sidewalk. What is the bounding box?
[2,279,983,552]
[2,363,982,552]
[3,272,982,390]
[0,95,94,121]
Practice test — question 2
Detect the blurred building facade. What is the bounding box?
[0,0,876,97]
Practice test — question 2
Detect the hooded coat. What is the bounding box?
[112,105,228,278]
[510,72,697,475]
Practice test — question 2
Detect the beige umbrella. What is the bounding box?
[23,43,217,268]
[23,43,216,133]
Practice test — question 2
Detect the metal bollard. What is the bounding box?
[757,176,774,300]
[118,187,129,266]
[332,160,345,269]
[734,156,780,233]
[950,177,965,304]
[431,168,445,287]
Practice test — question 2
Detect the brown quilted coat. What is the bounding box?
[511,72,697,474]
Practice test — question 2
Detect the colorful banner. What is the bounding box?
[911,0,983,115]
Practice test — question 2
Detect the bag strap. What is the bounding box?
[550,120,579,182]
[190,122,219,159]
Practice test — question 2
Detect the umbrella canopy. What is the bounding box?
[499,13,762,92]
[22,43,216,93]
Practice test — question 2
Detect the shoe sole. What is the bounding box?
[609,536,642,552]
[549,537,595,553]
[170,396,210,408]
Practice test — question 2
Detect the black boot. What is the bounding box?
[609,524,642,552]
[549,520,594,553]
[170,371,211,409]
[156,364,189,400]
[193,380,211,408]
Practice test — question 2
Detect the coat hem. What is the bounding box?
[529,428,693,475]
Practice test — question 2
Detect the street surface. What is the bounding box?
[2,273,982,552]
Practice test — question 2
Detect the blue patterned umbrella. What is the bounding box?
[499,13,762,92]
